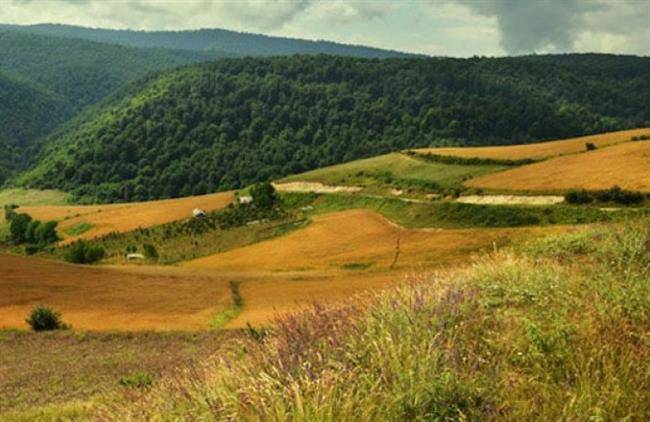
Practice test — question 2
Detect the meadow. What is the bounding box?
[18,220,645,420]
[1,129,650,418]
[282,152,507,195]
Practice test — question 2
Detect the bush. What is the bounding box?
[565,189,593,204]
[65,240,105,264]
[26,306,66,331]
[230,280,244,308]
[585,142,597,151]
[565,186,646,206]
[143,243,159,260]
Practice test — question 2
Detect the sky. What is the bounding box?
[2,0,649,57]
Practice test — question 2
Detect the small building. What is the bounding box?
[126,253,145,260]
[238,195,253,204]
[192,208,207,218]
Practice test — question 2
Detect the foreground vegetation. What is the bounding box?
[0,330,237,416]
[89,220,649,420]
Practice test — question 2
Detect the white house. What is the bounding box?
[192,208,207,218]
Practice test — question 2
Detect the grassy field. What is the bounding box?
[17,191,234,244]
[282,152,506,194]
[417,128,650,160]
[466,140,650,192]
[0,188,70,208]
[0,330,237,416]
[0,255,236,330]
[97,221,649,420]
[289,192,625,229]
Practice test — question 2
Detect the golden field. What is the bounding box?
[465,140,650,192]
[186,209,568,327]
[417,128,650,160]
[0,210,567,330]
[17,191,234,244]
[0,255,233,330]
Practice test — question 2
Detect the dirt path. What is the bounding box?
[457,195,565,206]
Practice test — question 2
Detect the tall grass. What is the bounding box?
[102,222,649,420]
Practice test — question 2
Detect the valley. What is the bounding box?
[0,19,648,419]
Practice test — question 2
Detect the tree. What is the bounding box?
[9,213,32,244]
[250,182,277,210]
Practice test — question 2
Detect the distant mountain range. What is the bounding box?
[0,23,416,58]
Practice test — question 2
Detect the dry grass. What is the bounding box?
[186,209,567,327]
[0,255,234,330]
[0,330,237,415]
[100,222,650,421]
[465,141,650,192]
[418,128,650,160]
[17,191,234,244]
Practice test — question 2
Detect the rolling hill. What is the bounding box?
[0,31,222,111]
[0,31,230,184]
[0,23,414,58]
[464,139,650,192]
[418,128,650,160]
[16,54,650,203]
[0,71,72,183]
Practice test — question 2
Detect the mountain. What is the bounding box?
[0,71,72,184]
[16,54,650,203]
[0,23,415,58]
[0,31,225,111]
[0,31,233,183]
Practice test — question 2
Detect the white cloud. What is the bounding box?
[0,0,647,56]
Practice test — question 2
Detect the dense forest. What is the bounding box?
[0,71,72,184]
[0,24,414,58]
[0,31,223,111]
[0,31,229,182]
[17,54,650,203]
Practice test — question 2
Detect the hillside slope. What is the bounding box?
[18,54,650,203]
[0,71,71,183]
[0,31,221,111]
[0,23,414,58]
[465,140,650,192]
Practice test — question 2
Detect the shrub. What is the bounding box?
[565,189,593,204]
[65,241,105,264]
[25,244,40,255]
[565,186,646,206]
[26,306,66,331]
[143,243,159,260]
[585,142,597,151]
[230,280,244,308]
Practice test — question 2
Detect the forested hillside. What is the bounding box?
[0,31,222,111]
[0,71,72,184]
[0,23,414,58]
[0,31,230,183]
[18,54,650,203]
